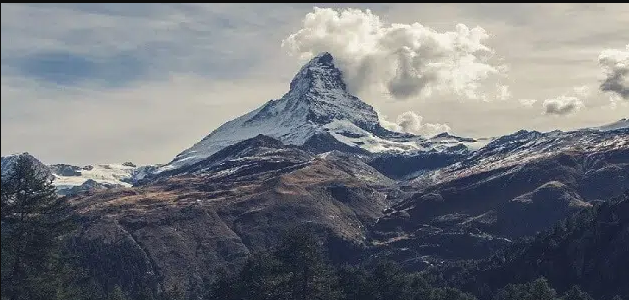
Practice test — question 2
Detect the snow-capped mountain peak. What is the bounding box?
[160,52,389,172]
[289,52,347,93]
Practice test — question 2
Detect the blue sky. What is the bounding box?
[1,3,628,165]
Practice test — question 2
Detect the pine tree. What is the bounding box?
[493,277,557,300]
[107,285,130,300]
[1,155,76,300]
[273,226,340,300]
[560,286,593,300]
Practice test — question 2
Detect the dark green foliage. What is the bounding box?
[273,226,340,300]
[161,284,185,300]
[1,155,76,300]
[337,261,476,300]
[493,277,557,300]
[206,226,477,300]
[207,226,340,300]
[489,278,601,300]
[560,286,594,300]
[205,225,604,300]
[107,286,129,300]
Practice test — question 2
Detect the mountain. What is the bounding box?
[0,152,155,196]
[411,127,628,187]
[158,52,478,174]
[64,125,627,297]
[583,117,628,132]
[67,135,399,296]
[370,127,628,269]
[2,52,627,299]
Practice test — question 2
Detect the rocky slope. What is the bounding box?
[370,127,629,270]
[67,135,399,294]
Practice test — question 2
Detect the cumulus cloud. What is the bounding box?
[542,96,584,116]
[380,111,451,137]
[282,7,505,100]
[598,44,629,100]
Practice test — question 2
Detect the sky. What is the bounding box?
[1,3,628,166]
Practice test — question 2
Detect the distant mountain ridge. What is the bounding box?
[0,153,155,196]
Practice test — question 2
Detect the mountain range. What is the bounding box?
[1,52,627,298]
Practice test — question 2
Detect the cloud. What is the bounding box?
[496,84,511,100]
[598,44,629,100]
[282,7,506,100]
[542,96,584,116]
[519,98,538,107]
[380,111,450,137]
[0,3,307,84]
[0,3,308,165]
[572,85,591,98]
[5,51,146,87]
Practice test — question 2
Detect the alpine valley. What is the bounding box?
[2,53,628,299]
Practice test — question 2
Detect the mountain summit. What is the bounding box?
[160,52,400,172]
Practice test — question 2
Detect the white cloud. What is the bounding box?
[572,85,592,98]
[542,96,584,116]
[598,44,629,100]
[380,111,451,137]
[282,7,506,101]
[519,98,538,107]
[496,84,511,100]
